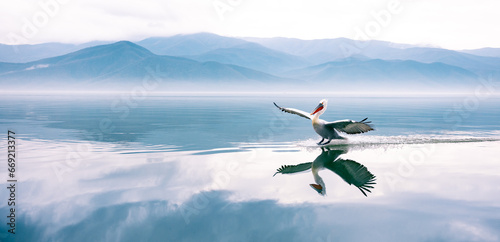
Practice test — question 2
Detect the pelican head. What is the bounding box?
[311,99,328,116]
[310,167,326,195]
[309,183,325,195]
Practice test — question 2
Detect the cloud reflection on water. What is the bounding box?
[3,190,499,242]
[0,128,500,241]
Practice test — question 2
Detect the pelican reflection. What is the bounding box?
[274,147,376,196]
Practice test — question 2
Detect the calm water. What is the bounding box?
[1,94,500,241]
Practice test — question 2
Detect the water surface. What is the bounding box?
[0,95,499,241]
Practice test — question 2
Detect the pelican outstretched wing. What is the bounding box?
[273,162,312,176]
[325,118,374,134]
[274,102,312,120]
[324,159,376,196]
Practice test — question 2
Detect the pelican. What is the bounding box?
[273,147,376,196]
[274,99,374,145]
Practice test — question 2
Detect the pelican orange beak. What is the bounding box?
[309,184,323,194]
[311,103,324,115]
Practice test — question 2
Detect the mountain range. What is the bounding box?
[0,32,499,92]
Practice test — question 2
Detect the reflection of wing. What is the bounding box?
[274,102,312,120]
[273,162,312,176]
[325,159,376,196]
[325,118,374,134]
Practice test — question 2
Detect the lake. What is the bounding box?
[1,94,499,241]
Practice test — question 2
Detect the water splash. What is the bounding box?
[295,133,500,151]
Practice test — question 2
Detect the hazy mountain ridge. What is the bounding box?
[248,37,500,73]
[460,47,500,58]
[186,42,310,74]
[284,58,478,86]
[136,33,249,56]
[0,41,111,63]
[245,37,418,64]
[0,41,287,89]
[0,33,498,92]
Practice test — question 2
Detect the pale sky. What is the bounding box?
[1,0,499,50]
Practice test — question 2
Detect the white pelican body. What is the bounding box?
[274,99,374,145]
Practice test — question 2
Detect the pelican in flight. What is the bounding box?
[274,99,374,145]
[274,147,376,196]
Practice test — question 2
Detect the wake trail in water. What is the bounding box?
[295,133,500,150]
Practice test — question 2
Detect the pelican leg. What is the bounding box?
[322,139,332,145]
[317,138,325,145]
